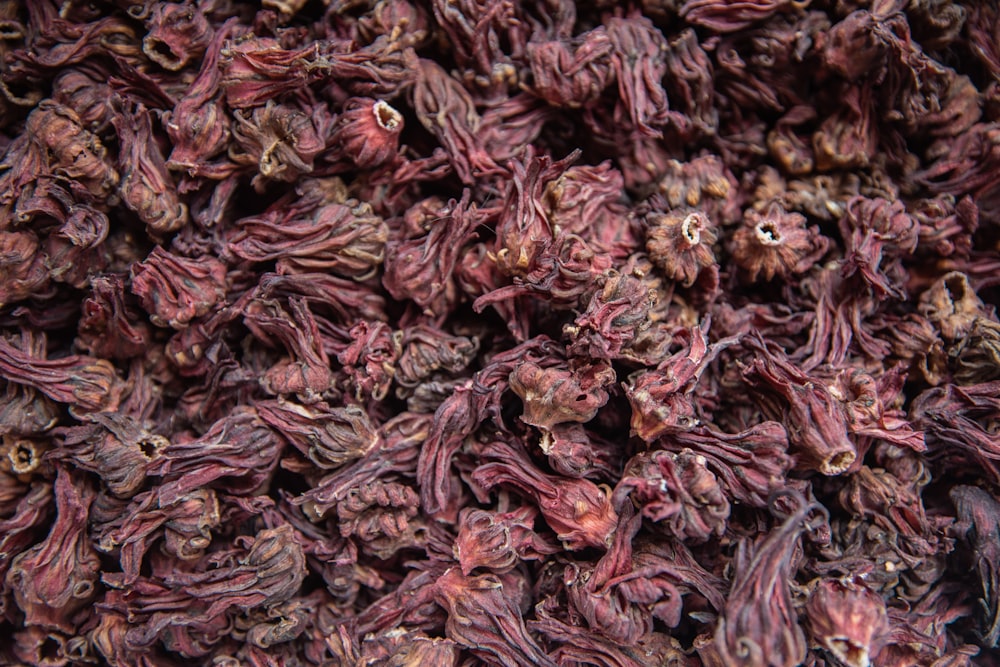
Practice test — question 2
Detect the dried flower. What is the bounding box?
[331,97,404,169]
[112,101,188,236]
[142,1,212,71]
[130,246,227,329]
[732,201,829,282]
[804,577,888,667]
[6,468,99,632]
[646,209,718,287]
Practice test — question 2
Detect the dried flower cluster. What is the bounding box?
[0,0,998,665]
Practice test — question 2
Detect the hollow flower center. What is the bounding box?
[681,213,704,246]
[755,220,783,245]
[373,100,402,131]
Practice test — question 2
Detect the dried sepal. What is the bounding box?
[336,479,421,558]
[949,485,1000,647]
[228,200,388,280]
[25,101,119,199]
[527,27,614,108]
[614,449,730,543]
[952,318,1000,384]
[918,272,992,341]
[453,505,559,575]
[473,441,618,550]
[434,569,557,667]
[58,412,167,498]
[337,321,401,401]
[0,336,122,414]
[713,492,826,667]
[112,101,188,236]
[230,102,325,190]
[509,358,615,430]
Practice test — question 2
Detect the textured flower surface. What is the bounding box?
[0,1,997,665]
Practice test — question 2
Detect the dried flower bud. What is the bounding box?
[163,20,237,171]
[805,578,888,667]
[527,28,614,108]
[26,101,119,199]
[258,400,378,469]
[919,272,992,341]
[142,1,212,71]
[567,271,655,360]
[231,102,325,190]
[0,230,50,307]
[743,338,857,476]
[77,274,153,360]
[473,441,618,550]
[646,209,718,287]
[356,0,431,48]
[615,449,730,542]
[384,192,479,315]
[606,17,670,136]
[337,480,421,558]
[509,359,615,430]
[823,10,884,81]
[112,101,188,236]
[337,321,401,401]
[714,493,823,667]
[331,97,403,169]
[59,413,166,498]
[434,569,556,667]
[0,382,60,437]
[839,196,919,299]
[625,322,722,441]
[454,505,559,575]
[51,68,112,134]
[656,156,736,220]
[412,57,499,184]
[0,337,122,413]
[953,318,1000,384]
[6,468,100,632]
[131,247,227,329]
[950,485,1000,648]
[396,324,478,390]
[229,201,388,280]
[732,202,829,282]
[244,297,335,401]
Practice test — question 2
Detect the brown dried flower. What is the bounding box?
[231,102,325,191]
[646,209,718,287]
[731,201,829,282]
[918,272,993,341]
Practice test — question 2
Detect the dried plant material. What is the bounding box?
[732,201,829,283]
[804,577,888,667]
[1,0,999,663]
